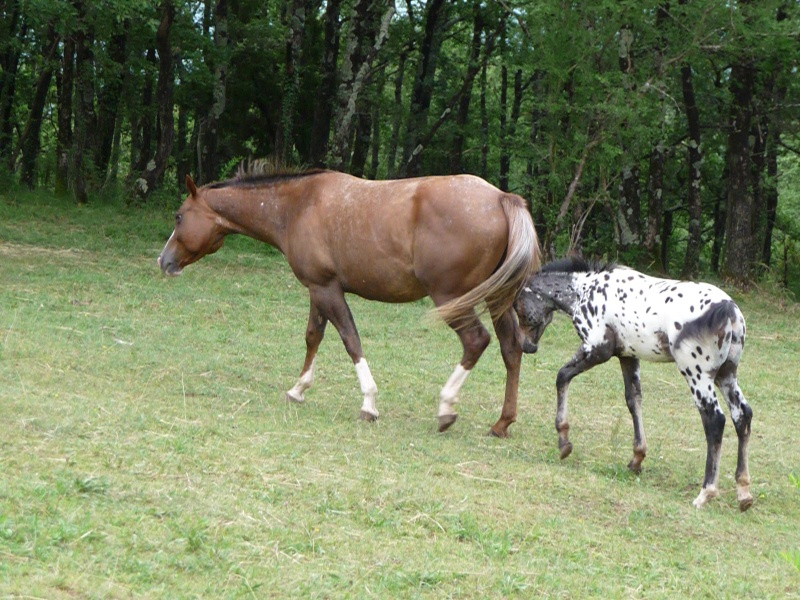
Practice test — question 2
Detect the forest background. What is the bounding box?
[1,0,799,294]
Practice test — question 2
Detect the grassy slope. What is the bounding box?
[1,193,799,598]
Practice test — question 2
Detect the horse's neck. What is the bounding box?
[534,273,581,315]
[207,185,295,251]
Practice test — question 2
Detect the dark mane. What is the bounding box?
[201,157,327,190]
[540,256,615,274]
[207,169,328,190]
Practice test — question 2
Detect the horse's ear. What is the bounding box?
[185,175,198,198]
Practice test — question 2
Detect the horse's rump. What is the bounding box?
[435,193,539,326]
[673,299,738,350]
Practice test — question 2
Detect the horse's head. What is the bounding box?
[158,176,228,276]
[514,286,555,354]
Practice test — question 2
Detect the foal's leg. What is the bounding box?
[489,307,523,438]
[715,360,753,511]
[307,285,379,421]
[619,357,647,474]
[286,302,327,403]
[677,361,726,508]
[437,311,491,432]
[555,345,613,459]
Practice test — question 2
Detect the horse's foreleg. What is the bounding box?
[716,361,753,511]
[488,307,523,438]
[286,302,327,403]
[309,285,378,421]
[555,346,609,459]
[438,313,490,432]
[619,357,647,474]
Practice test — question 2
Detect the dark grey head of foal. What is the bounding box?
[514,287,555,354]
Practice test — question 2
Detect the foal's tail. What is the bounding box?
[673,299,740,350]
[436,194,540,327]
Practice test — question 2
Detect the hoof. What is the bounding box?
[627,460,642,475]
[738,496,754,512]
[559,441,573,460]
[488,426,508,438]
[285,391,304,404]
[359,410,378,422]
[438,414,457,432]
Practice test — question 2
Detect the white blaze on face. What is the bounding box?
[438,364,471,417]
[355,358,379,417]
[286,358,316,402]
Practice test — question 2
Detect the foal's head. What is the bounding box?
[514,287,555,353]
[158,176,227,276]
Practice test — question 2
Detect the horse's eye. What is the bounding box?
[175,214,182,226]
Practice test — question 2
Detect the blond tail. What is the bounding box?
[435,194,540,327]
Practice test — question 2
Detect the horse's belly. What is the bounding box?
[617,333,674,363]
[343,273,428,303]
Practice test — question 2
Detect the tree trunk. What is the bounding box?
[498,64,508,190]
[71,1,96,203]
[385,47,408,178]
[400,0,447,177]
[644,3,669,272]
[616,23,641,253]
[646,143,665,271]
[94,24,128,179]
[721,60,755,282]
[308,0,342,167]
[762,128,778,267]
[131,47,156,175]
[275,0,308,164]
[55,34,75,196]
[19,24,59,188]
[134,0,175,201]
[450,0,484,174]
[197,0,228,183]
[499,68,523,192]
[0,1,25,168]
[479,57,488,179]
[681,63,703,278]
[330,0,394,171]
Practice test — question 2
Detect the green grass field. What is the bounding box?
[1,193,799,598]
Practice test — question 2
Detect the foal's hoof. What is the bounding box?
[627,460,643,475]
[559,441,573,460]
[359,410,379,422]
[438,414,457,432]
[738,496,754,512]
[285,391,304,404]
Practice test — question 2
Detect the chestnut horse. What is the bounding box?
[158,169,540,435]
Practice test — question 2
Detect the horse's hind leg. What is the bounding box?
[437,311,490,432]
[488,307,523,438]
[716,360,753,511]
[286,301,328,403]
[677,360,725,508]
[619,357,647,474]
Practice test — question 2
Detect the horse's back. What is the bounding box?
[584,267,742,363]
[292,172,515,302]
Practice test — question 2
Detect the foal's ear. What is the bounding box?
[185,175,198,198]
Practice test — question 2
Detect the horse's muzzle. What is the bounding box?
[157,254,182,276]
[521,337,538,354]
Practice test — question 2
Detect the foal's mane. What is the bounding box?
[207,159,327,190]
[540,256,615,274]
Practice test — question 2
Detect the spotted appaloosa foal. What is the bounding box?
[515,257,753,511]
